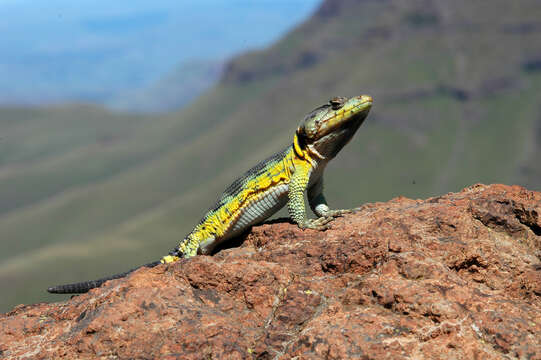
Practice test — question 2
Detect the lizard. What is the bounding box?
[47,94,373,294]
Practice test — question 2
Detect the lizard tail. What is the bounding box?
[46,260,162,294]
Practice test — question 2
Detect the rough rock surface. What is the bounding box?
[1,184,541,359]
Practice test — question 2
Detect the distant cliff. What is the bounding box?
[2,184,540,359]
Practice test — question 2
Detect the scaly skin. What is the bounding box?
[47,94,373,294]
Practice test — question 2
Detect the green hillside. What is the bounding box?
[1,0,541,312]
[108,60,223,113]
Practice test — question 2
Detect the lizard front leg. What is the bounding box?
[308,177,353,219]
[288,164,333,230]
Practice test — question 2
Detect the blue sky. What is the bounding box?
[0,0,320,106]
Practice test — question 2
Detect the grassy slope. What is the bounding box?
[2,0,541,311]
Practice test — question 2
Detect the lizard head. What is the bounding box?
[294,94,372,160]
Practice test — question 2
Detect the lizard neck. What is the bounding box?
[292,133,327,169]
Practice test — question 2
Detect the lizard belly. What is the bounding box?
[198,183,289,255]
[228,183,289,237]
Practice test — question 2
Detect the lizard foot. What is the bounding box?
[320,209,353,218]
[301,216,334,231]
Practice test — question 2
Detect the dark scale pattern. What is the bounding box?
[304,104,330,122]
[199,144,292,224]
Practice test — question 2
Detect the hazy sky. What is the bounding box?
[0,0,320,105]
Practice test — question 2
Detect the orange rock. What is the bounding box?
[1,184,540,359]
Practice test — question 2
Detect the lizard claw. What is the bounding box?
[321,209,352,218]
[301,216,334,231]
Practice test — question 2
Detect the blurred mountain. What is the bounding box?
[107,60,224,113]
[0,0,319,110]
[1,0,541,312]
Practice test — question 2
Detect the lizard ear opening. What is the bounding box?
[293,132,306,159]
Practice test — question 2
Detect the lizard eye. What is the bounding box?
[329,97,345,110]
